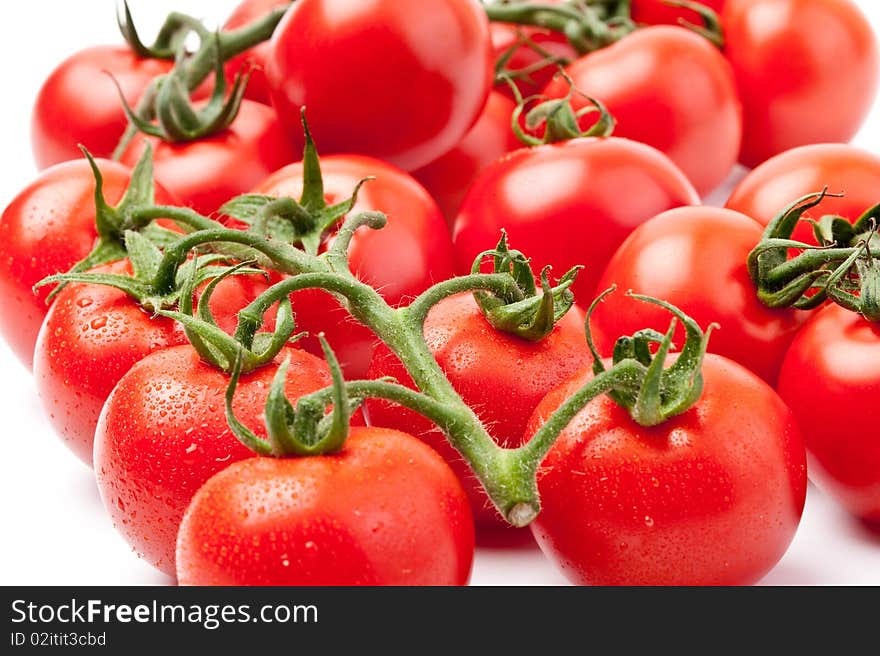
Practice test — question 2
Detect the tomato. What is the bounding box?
[592,206,808,384]
[176,428,475,585]
[0,159,176,369]
[778,305,880,523]
[94,345,343,575]
[32,260,274,466]
[527,353,807,585]
[453,137,699,305]
[120,100,297,216]
[631,0,726,25]
[31,46,172,170]
[366,293,590,528]
[223,0,291,105]
[266,0,494,171]
[726,144,880,245]
[252,155,456,378]
[723,0,879,168]
[413,91,520,227]
[542,26,741,196]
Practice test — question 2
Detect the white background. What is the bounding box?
[1,0,879,586]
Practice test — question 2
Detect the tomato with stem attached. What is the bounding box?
[631,0,725,26]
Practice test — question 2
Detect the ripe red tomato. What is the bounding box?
[30,46,172,170]
[94,345,343,575]
[222,0,291,105]
[778,305,880,523]
[33,260,274,466]
[367,293,590,528]
[453,137,699,304]
[120,100,297,216]
[631,0,725,25]
[542,26,741,196]
[726,144,880,245]
[413,91,520,227]
[527,354,807,585]
[723,0,879,168]
[176,428,475,585]
[252,155,456,378]
[266,0,494,171]
[592,206,808,384]
[0,159,176,369]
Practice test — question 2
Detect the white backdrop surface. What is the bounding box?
[0,1,878,586]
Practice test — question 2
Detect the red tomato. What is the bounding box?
[723,0,879,168]
[94,345,344,575]
[452,137,699,304]
[0,159,176,369]
[592,206,808,384]
[33,260,274,466]
[367,293,590,528]
[252,155,456,378]
[778,305,880,523]
[527,354,807,585]
[223,0,291,105]
[542,26,741,195]
[266,0,494,171]
[413,91,520,227]
[31,46,172,170]
[121,100,297,216]
[632,0,725,25]
[176,428,475,585]
[726,144,880,245]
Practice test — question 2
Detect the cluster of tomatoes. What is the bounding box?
[2,0,880,587]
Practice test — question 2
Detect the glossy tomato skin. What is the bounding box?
[121,100,296,216]
[266,0,494,171]
[0,159,176,369]
[724,0,879,168]
[33,261,274,466]
[592,206,808,384]
[726,144,880,245]
[778,305,880,522]
[176,428,475,586]
[367,294,590,528]
[542,26,741,196]
[527,354,807,586]
[223,0,291,105]
[252,155,456,378]
[413,91,520,227]
[31,46,173,170]
[453,137,699,304]
[94,345,345,575]
[631,0,725,25]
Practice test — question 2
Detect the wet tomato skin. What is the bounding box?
[176,428,475,586]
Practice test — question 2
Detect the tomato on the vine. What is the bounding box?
[453,137,699,304]
[541,26,741,195]
[726,144,880,245]
[30,46,172,170]
[120,100,296,216]
[778,305,880,523]
[413,91,520,227]
[367,293,590,528]
[176,427,475,586]
[591,206,808,384]
[266,0,494,171]
[723,0,879,168]
[0,159,176,369]
[251,155,456,378]
[94,345,344,575]
[527,354,807,585]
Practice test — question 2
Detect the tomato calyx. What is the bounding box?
[485,1,636,55]
[470,232,581,341]
[585,287,715,426]
[117,0,200,60]
[656,0,724,48]
[748,191,880,321]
